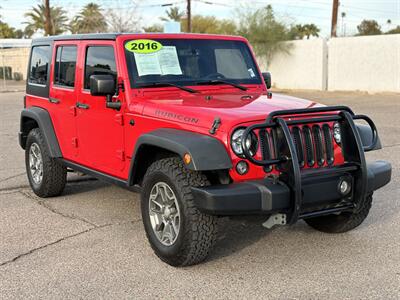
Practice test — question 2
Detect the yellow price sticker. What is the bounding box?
[125,39,163,54]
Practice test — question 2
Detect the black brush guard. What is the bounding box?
[240,106,379,224]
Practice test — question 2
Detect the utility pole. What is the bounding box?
[44,0,52,36]
[187,0,191,32]
[331,0,339,37]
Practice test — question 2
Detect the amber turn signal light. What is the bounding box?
[183,153,192,165]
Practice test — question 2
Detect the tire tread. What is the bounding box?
[305,194,373,233]
[142,157,217,266]
[25,128,67,197]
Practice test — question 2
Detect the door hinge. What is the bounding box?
[115,114,124,125]
[72,137,78,148]
[70,106,77,116]
[116,150,125,161]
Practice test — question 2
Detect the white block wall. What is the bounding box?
[257,39,328,91]
[328,34,400,93]
[257,35,400,93]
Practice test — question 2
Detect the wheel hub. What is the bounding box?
[29,143,43,185]
[148,182,181,246]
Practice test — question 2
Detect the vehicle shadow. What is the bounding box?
[209,216,274,261]
[63,175,106,196]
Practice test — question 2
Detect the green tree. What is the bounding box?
[289,24,303,39]
[0,19,26,38]
[70,3,107,34]
[302,24,320,39]
[143,24,163,32]
[24,4,68,35]
[387,26,400,34]
[0,21,16,38]
[290,23,320,39]
[237,5,292,64]
[161,7,185,22]
[357,19,382,36]
[186,15,237,34]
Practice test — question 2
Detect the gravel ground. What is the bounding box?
[0,91,399,299]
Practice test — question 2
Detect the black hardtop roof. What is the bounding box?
[31,33,244,45]
[32,33,120,44]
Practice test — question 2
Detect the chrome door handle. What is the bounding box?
[76,102,89,109]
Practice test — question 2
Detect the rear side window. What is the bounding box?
[84,46,117,89]
[29,46,50,85]
[54,46,77,87]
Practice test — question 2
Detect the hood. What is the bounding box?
[141,91,323,132]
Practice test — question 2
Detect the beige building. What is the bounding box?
[0,39,31,81]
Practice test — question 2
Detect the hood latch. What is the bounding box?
[209,117,221,135]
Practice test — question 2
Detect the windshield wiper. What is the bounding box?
[196,79,248,91]
[136,82,198,94]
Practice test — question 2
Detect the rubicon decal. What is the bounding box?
[155,109,199,124]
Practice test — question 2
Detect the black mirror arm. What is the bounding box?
[105,94,121,110]
[106,101,121,111]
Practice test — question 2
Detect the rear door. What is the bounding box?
[48,41,79,160]
[75,41,125,177]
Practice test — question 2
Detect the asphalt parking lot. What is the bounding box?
[0,91,399,299]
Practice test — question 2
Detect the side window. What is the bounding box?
[29,46,50,85]
[84,46,117,89]
[54,46,77,87]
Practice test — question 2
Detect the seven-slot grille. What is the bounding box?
[260,124,335,170]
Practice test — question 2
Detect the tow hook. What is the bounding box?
[262,213,287,229]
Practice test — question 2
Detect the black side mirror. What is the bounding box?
[89,74,121,110]
[90,74,116,96]
[262,72,272,89]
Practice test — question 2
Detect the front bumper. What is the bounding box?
[192,160,391,216]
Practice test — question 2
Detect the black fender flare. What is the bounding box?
[128,128,232,185]
[19,107,62,157]
[356,124,382,151]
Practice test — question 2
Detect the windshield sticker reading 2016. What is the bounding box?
[126,40,183,77]
[125,40,163,54]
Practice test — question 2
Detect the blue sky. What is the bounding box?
[1,0,399,37]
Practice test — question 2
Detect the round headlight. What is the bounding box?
[333,122,341,144]
[231,128,258,157]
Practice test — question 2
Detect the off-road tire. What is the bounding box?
[25,128,67,197]
[305,194,373,233]
[141,157,218,267]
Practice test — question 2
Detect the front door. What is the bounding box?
[75,42,125,177]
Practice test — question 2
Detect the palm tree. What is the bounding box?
[160,7,185,22]
[70,3,107,34]
[289,24,320,40]
[302,24,320,39]
[292,24,305,39]
[24,4,68,35]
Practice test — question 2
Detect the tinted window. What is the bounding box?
[84,46,117,89]
[215,49,249,79]
[54,46,77,87]
[29,46,50,85]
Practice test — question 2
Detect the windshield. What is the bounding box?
[124,39,262,88]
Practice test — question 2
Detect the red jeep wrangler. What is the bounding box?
[19,33,391,266]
